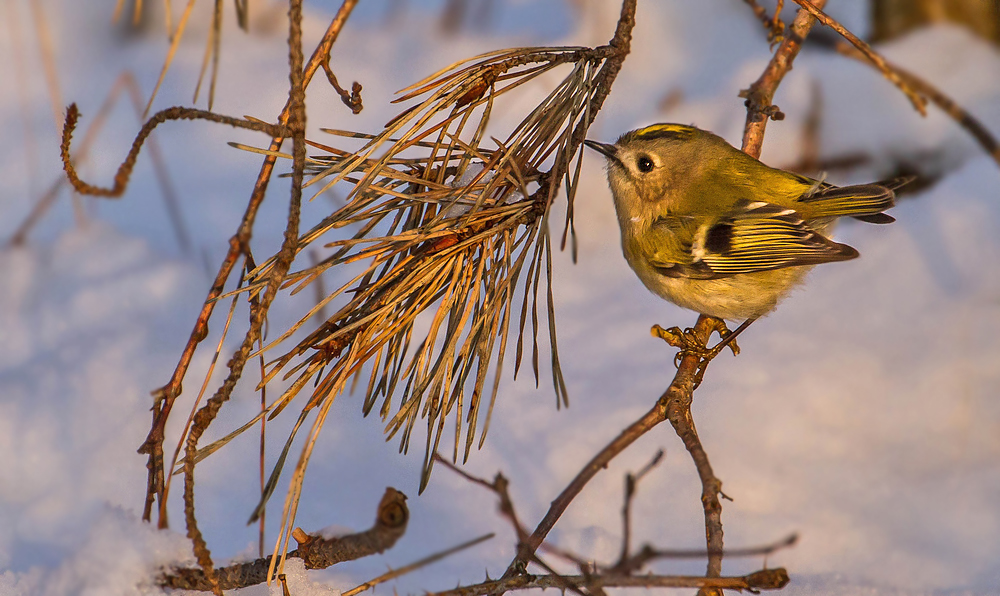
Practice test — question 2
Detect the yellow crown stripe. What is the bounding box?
[633,123,696,140]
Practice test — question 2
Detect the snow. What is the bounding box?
[1,0,999,594]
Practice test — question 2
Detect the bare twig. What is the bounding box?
[790,0,927,116]
[160,488,408,591]
[136,0,360,527]
[437,446,794,582]
[613,449,664,569]
[160,271,243,530]
[834,43,1000,169]
[178,0,311,590]
[740,0,828,157]
[741,0,785,43]
[428,568,790,596]
[322,60,363,114]
[61,104,285,198]
[615,533,798,574]
[433,454,593,570]
[663,317,730,596]
[434,454,527,542]
[507,315,718,576]
[10,72,190,251]
[342,533,493,596]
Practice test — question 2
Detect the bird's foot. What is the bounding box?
[710,318,741,358]
[652,324,706,364]
[652,318,742,388]
[652,320,740,361]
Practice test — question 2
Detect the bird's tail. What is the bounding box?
[798,176,914,224]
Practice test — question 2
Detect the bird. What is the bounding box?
[585,123,907,354]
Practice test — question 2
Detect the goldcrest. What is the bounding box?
[585,124,906,321]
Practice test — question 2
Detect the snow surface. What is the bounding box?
[1,0,999,594]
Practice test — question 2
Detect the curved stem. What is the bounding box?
[507,315,717,575]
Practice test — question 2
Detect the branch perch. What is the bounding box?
[506,315,719,575]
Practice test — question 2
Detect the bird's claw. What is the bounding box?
[709,319,741,358]
[651,320,741,387]
[652,321,739,360]
[651,324,702,362]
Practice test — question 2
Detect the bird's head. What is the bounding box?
[585,123,708,223]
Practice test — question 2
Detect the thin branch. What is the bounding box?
[790,0,927,116]
[322,59,364,114]
[834,43,1000,169]
[433,454,593,570]
[663,316,729,596]
[9,72,190,250]
[180,0,311,589]
[60,104,285,198]
[342,533,494,596]
[434,454,528,542]
[613,449,664,570]
[159,488,409,591]
[741,0,785,43]
[137,0,360,527]
[614,533,798,574]
[506,315,718,575]
[428,568,790,596]
[740,0,828,157]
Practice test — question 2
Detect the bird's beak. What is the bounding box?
[584,139,619,163]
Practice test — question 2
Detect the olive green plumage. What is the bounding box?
[585,123,906,320]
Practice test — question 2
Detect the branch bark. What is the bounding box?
[429,568,790,596]
[741,0,828,157]
[159,488,408,591]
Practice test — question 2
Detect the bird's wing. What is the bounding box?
[692,202,859,277]
[642,216,717,279]
[647,202,858,279]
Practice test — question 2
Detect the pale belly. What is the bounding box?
[629,258,812,321]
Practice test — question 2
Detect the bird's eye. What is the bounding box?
[637,155,654,173]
